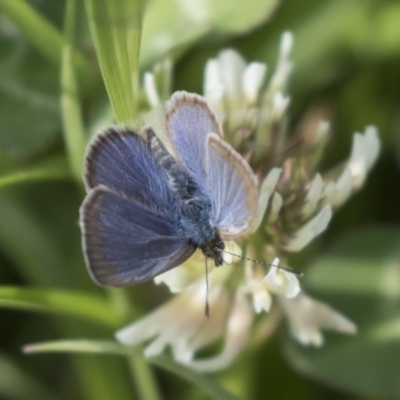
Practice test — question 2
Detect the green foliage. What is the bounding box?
[24,339,240,400]
[0,0,399,399]
[0,286,120,327]
[140,0,279,68]
[286,227,400,398]
[84,0,143,124]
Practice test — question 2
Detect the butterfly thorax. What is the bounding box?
[177,193,225,267]
[146,126,225,266]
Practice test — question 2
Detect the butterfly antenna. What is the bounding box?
[220,248,304,278]
[205,257,210,318]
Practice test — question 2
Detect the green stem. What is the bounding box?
[107,288,160,400]
[61,0,87,181]
[107,288,136,323]
[128,352,162,400]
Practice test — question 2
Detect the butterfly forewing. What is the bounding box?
[84,127,175,215]
[206,133,258,239]
[165,91,222,191]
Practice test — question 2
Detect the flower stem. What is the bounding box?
[128,352,162,400]
[107,289,159,399]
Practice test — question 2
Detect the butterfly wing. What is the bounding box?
[165,92,258,238]
[84,126,175,215]
[81,127,196,286]
[206,133,258,239]
[80,186,196,286]
[164,91,222,191]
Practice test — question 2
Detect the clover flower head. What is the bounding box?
[119,32,380,371]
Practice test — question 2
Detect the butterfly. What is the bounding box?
[80,91,258,287]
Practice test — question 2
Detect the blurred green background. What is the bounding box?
[0,0,399,399]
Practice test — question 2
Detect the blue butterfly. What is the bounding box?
[80,91,258,286]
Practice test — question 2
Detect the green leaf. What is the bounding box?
[0,286,120,327]
[25,339,161,400]
[61,0,87,181]
[152,355,242,400]
[0,0,90,79]
[84,0,143,124]
[354,2,400,59]
[0,0,63,66]
[0,155,71,188]
[24,339,242,400]
[24,339,161,400]
[0,187,79,286]
[0,41,60,158]
[43,319,135,400]
[0,352,58,400]
[284,226,400,398]
[141,0,279,68]
[23,339,130,356]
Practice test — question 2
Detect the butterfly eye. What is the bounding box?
[213,242,224,253]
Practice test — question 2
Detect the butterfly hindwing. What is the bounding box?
[80,186,196,286]
[206,133,258,238]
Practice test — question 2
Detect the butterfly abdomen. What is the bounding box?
[146,127,199,199]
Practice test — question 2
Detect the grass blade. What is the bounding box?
[23,339,242,400]
[0,155,71,188]
[61,0,87,181]
[0,286,120,327]
[84,0,143,124]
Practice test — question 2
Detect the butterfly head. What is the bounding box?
[200,232,225,267]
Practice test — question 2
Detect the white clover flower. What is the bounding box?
[301,173,323,219]
[243,257,300,314]
[283,206,333,252]
[117,283,230,357]
[348,127,379,189]
[268,32,293,96]
[321,126,380,209]
[131,31,381,372]
[210,49,246,106]
[203,59,224,108]
[279,293,357,346]
[264,260,301,298]
[242,62,267,105]
[250,167,282,234]
[268,192,283,223]
[202,48,268,134]
[250,282,273,313]
[144,72,161,108]
[116,284,254,372]
[180,292,253,372]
